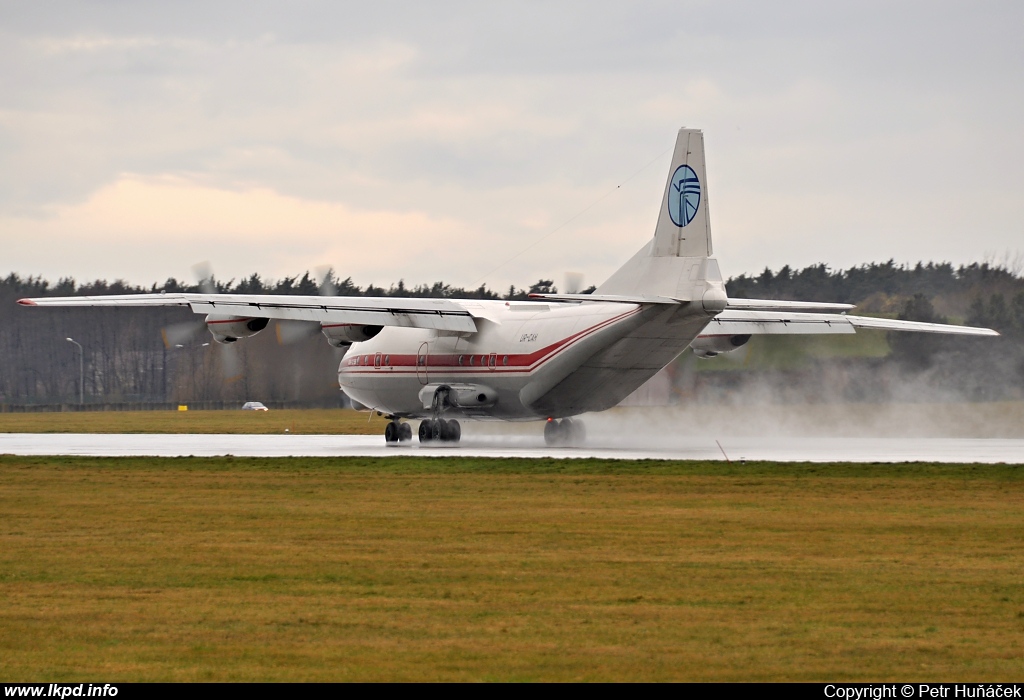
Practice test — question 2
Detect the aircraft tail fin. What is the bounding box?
[595,128,721,305]
[653,128,712,258]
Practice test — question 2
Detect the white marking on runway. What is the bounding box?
[2,433,1024,463]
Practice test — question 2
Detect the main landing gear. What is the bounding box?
[415,384,462,444]
[418,418,461,444]
[384,418,413,444]
[544,417,586,447]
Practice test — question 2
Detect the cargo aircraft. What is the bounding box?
[18,129,998,445]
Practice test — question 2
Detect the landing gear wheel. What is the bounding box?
[561,418,585,446]
[384,421,400,444]
[543,418,585,447]
[569,419,585,446]
[418,418,461,444]
[399,422,413,442]
[560,419,571,445]
[544,419,562,446]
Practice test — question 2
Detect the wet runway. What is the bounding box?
[3,433,1024,463]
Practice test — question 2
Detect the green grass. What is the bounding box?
[1,456,1023,681]
[0,408,388,434]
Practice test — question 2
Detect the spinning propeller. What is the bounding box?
[160,262,243,381]
[275,266,339,346]
[564,271,585,295]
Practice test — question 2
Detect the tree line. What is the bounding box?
[2,260,1022,407]
[11,270,571,301]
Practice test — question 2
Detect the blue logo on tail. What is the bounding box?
[668,165,700,227]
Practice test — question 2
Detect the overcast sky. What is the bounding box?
[1,1,1022,291]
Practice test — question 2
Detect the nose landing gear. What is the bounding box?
[543,417,586,447]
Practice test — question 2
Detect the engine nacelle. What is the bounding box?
[690,334,751,358]
[418,383,498,411]
[205,314,269,344]
[321,323,383,347]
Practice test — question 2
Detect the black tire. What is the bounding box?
[399,422,413,441]
[560,418,572,446]
[418,420,432,443]
[448,419,461,443]
[430,419,442,442]
[544,419,560,446]
[570,419,585,446]
[384,422,399,443]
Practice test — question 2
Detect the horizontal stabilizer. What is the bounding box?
[531,294,856,313]
[527,293,679,305]
[726,298,855,312]
[844,314,999,336]
[707,311,857,335]
[707,310,998,337]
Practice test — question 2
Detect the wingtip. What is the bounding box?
[16,298,37,306]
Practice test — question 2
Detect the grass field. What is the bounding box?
[0,408,389,435]
[1,455,1022,681]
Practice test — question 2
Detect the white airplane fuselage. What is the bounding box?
[338,298,713,420]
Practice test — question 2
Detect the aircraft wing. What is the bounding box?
[707,310,999,336]
[17,292,478,333]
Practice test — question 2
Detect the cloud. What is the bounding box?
[0,2,1022,290]
[1,175,483,284]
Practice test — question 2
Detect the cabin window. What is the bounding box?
[469,356,475,366]
[458,355,464,366]
[384,355,390,366]
[503,355,509,366]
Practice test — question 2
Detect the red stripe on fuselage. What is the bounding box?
[338,306,642,376]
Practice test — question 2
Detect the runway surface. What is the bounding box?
[3,433,1024,463]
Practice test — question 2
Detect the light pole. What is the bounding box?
[65,337,83,405]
